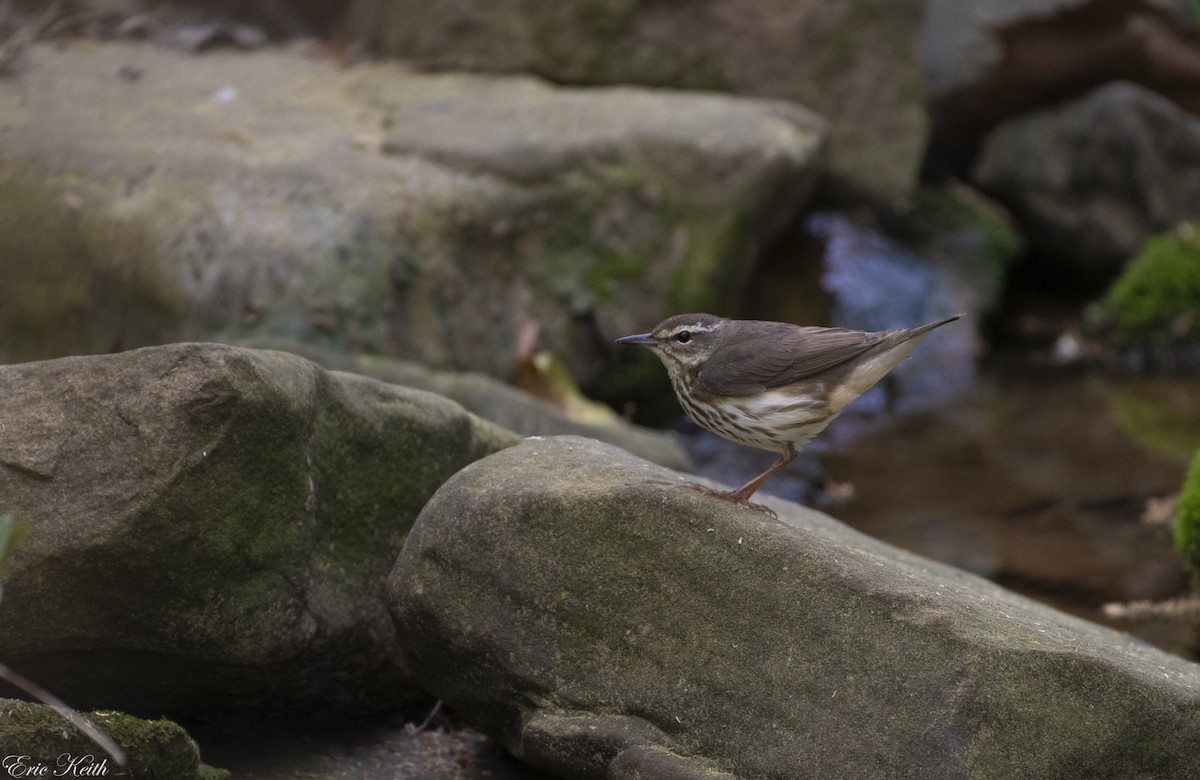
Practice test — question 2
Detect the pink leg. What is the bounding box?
[688,444,797,514]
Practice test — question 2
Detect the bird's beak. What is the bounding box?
[615,332,658,347]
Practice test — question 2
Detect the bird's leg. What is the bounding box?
[687,444,796,514]
[728,444,796,502]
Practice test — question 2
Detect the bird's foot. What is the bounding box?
[686,483,777,518]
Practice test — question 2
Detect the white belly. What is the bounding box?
[672,388,832,452]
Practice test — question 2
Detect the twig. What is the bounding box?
[0,0,64,75]
[0,661,127,767]
[1101,596,1200,622]
[408,699,445,734]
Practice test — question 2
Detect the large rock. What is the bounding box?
[0,699,227,780]
[0,343,517,715]
[922,0,1196,106]
[345,0,926,203]
[920,0,1200,176]
[245,339,693,473]
[391,436,1200,779]
[973,81,1200,274]
[0,41,822,378]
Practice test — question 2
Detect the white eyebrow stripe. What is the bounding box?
[657,321,719,339]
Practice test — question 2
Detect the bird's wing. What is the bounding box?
[697,325,886,396]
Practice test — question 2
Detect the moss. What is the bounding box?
[221,211,403,355]
[417,154,741,345]
[830,27,859,67]
[0,699,227,780]
[305,373,518,582]
[555,164,706,313]
[1098,222,1200,346]
[0,171,188,363]
[1173,448,1200,574]
[525,0,729,90]
[0,513,27,569]
[396,436,1200,778]
[1101,378,1200,463]
[666,209,745,315]
[897,184,1024,272]
[565,164,768,424]
[140,351,514,616]
[119,353,325,654]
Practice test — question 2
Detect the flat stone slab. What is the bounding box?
[0,40,822,378]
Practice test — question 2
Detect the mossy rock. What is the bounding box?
[0,169,188,365]
[891,181,1023,314]
[345,0,930,202]
[392,436,1200,779]
[0,699,227,780]
[1097,222,1200,347]
[0,343,517,716]
[2,42,823,381]
[1174,448,1200,573]
[898,183,1024,270]
[242,338,693,471]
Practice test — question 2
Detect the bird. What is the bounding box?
[616,313,963,510]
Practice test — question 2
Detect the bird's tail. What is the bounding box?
[903,313,965,342]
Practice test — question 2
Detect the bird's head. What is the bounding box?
[615,313,726,373]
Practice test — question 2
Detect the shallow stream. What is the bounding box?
[817,368,1200,658]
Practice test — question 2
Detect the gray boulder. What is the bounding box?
[345,0,925,202]
[391,436,1200,779]
[0,41,822,378]
[922,0,1064,104]
[921,0,1197,114]
[920,0,1200,181]
[0,343,517,715]
[974,81,1200,274]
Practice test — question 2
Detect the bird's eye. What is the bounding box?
[675,331,692,344]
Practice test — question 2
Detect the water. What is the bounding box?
[809,211,986,417]
[818,369,1199,658]
[707,208,1200,658]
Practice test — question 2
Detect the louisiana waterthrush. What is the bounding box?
[617,313,963,509]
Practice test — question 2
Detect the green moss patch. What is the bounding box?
[1098,222,1200,347]
[0,699,227,780]
[1173,448,1200,573]
[0,171,188,364]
